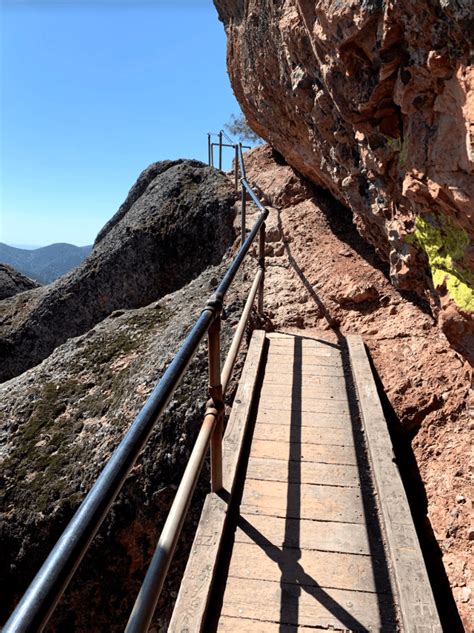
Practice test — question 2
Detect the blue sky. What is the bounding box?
[0,0,243,247]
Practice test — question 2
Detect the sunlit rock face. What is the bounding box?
[214,0,473,361]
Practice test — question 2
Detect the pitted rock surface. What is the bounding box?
[214,0,473,361]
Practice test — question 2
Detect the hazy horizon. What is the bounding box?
[2,242,92,250]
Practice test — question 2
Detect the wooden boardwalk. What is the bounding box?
[217,332,396,631]
[170,331,442,632]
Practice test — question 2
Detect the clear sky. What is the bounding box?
[0,0,242,247]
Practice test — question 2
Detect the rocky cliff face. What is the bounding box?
[214,0,473,362]
[0,160,236,382]
[0,265,39,300]
[239,144,472,629]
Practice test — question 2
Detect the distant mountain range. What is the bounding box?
[0,242,92,284]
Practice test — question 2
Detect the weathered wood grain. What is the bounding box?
[171,331,435,633]
[252,422,356,446]
[262,373,347,386]
[255,408,352,428]
[249,438,358,465]
[220,577,397,631]
[234,513,372,555]
[259,382,349,402]
[257,395,350,414]
[226,541,390,593]
[264,364,346,378]
[217,616,319,632]
[347,334,442,632]
[265,355,344,368]
[245,455,360,487]
[240,478,366,524]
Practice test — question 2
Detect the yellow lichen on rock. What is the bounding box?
[412,215,474,312]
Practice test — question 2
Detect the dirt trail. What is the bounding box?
[240,145,472,630]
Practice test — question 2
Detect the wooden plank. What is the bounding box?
[259,383,349,402]
[267,332,341,352]
[267,331,334,340]
[257,396,350,414]
[240,479,367,524]
[267,332,339,342]
[265,355,344,368]
[218,615,318,632]
[219,577,397,631]
[268,348,342,360]
[252,422,356,446]
[262,373,347,386]
[264,365,346,378]
[256,408,352,428]
[234,513,372,555]
[226,541,390,594]
[347,335,442,632]
[250,439,358,465]
[245,456,360,487]
[168,330,266,633]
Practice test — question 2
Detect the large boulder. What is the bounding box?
[0,160,236,382]
[214,0,473,361]
[0,260,251,631]
[0,264,39,300]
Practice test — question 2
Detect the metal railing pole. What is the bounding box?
[238,142,246,180]
[207,133,211,166]
[241,186,246,247]
[258,223,266,314]
[234,144,239,190]
[221,268,263,395]
[218,131,223,171]
[208,315,223,492]
[220,133,224,170]
[124,406,218,633]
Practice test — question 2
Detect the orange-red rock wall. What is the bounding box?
[214,0,473,361]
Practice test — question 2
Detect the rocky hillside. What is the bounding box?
[0,243,92,284]
[0,260,252,631]
[214,0,473,363]
[0,264,39,300]
[0,160,236,383]
[0,158,247,630]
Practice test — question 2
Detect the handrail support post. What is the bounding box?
[234,144,239,190]
[208,315,223,492]
[207,133,212,166]
[241,184,246,246]
[258,223,265,314]
[218,131,223,171]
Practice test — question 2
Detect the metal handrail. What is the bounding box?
[207,130,250,185]
[4,141,267,633]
